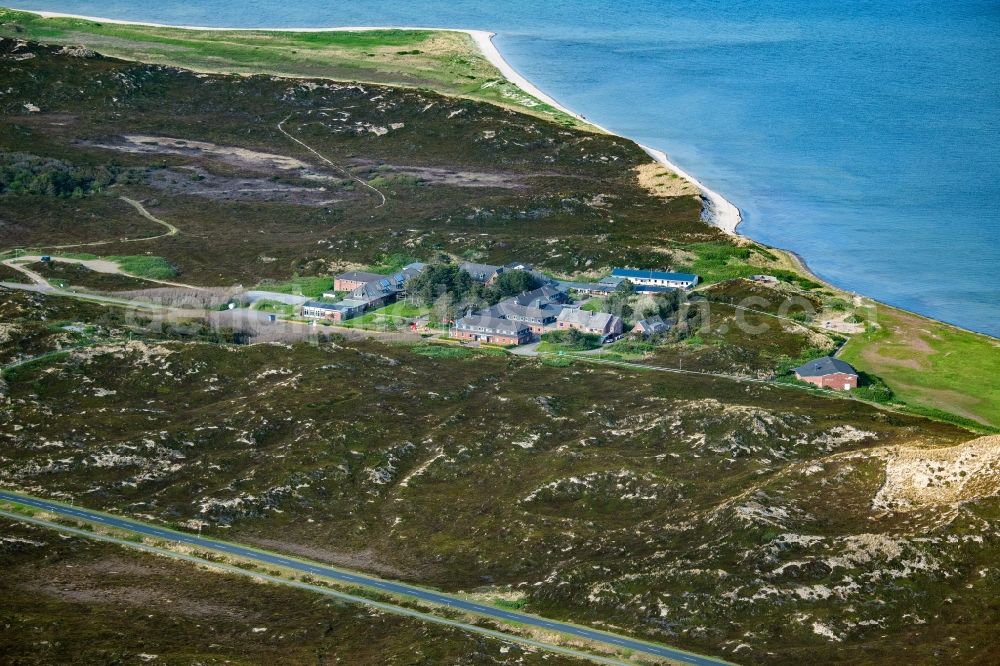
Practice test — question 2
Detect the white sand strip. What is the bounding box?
[25,9,741,233]
[469,31,741,234]
[637,146,742,234]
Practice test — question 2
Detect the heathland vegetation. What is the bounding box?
[1,288,992,665]
[0,19,998,666]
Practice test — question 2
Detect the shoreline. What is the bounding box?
[466,31,742,235]
[25,9,741,235]
[14,10,998,340]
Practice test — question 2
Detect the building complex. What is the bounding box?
[303,261,697,347]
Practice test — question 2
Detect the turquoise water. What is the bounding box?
[8,1,1000,335]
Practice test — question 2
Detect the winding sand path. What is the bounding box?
[2,255,205,291]
[19,196,180,252]
[277,112,387,208]
[0,195,196,288]
[118,196,180,239]
[28,10,734,232]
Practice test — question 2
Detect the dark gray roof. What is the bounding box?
[336,271,387,284]
[351,279,399,302]
[491,300,562,322]
[455,314,529,336]
[400,263,426,281]
[513,285,567,307]
[459,262,503,281]
[636,316,670,333]
[557,308,618,330]
[794,357,858,377]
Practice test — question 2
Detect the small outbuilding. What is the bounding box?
[633,316,670,337]
[794,357,859,391]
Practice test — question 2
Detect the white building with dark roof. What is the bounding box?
[611,268,699,290]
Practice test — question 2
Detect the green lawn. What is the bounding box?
[338,301,430,329]
[251,299,296,317]
[107,255,178,280]
[680,242,822,289]
[0,8,585,129]
[21,253,177,281]
[839,305,1000,429]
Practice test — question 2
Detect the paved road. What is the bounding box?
[0,490,732,666]
[0,507,630,666]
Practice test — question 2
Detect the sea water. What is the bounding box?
[8,0,999,336]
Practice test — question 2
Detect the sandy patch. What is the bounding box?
[83,135,311,172]
[147,166,348,205]
[873,435,1000,510]
[16,255,122,274]
[819,313,865,335]
[367,164,526,189]
[633,162,698,199]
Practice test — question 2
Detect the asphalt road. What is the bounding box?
[0,490,732,666]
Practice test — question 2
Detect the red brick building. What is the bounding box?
[794,357,859,391]
[453,314,531,346]
[333,271,387,292]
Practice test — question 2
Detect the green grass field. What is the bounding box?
[840,305,1000,429]
[107,255,178,279]
[252,299,296,317]
[339,301,430,330]
[682,242,823,288]
[0,8,585,129]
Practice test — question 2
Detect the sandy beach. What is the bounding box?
[27,9,741,234]
[466,31,742,235]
